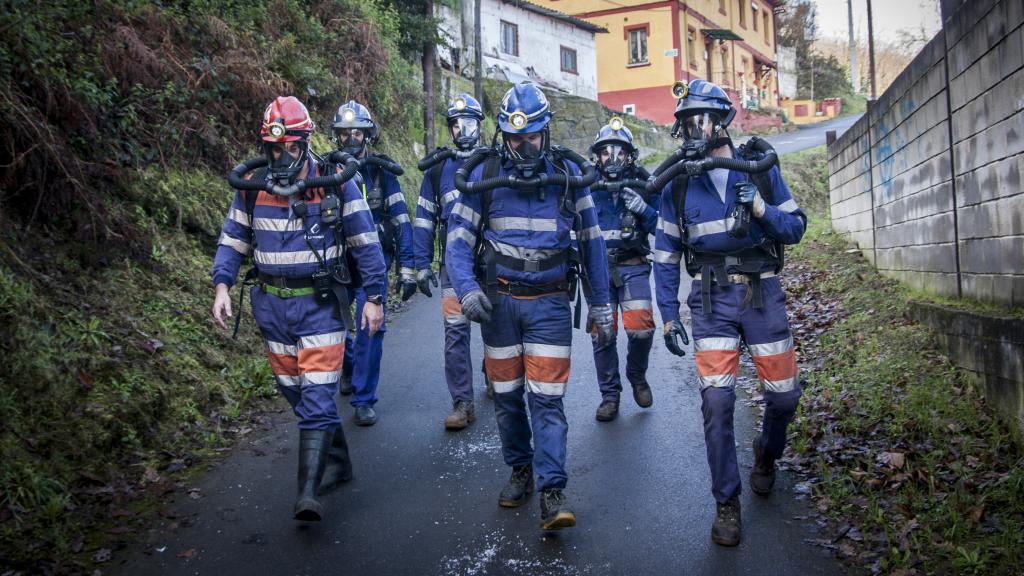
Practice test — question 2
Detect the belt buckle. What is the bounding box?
[523,259,540,273]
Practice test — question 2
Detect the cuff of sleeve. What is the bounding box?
[658,306,681,326]
[213,274,235,289]
[364,283,385,298]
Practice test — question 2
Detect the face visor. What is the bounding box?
[503,130,548,178]
[263,140,308,185]
[449,117,480,150]
[595,144,630,179]
[333,127,366,156]
[679,112,723,142]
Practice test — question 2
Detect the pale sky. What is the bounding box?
[812,0,942,50]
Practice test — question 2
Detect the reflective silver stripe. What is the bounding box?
[343,197,371,216]
[228,208,251,227]
[578,225,602,241]
[763,376,799,393]
[625,328,655,339]
[694,337,741,352]
[523,342,571,358]
[692,271,776,281]
[748,336,793,357]
[490,240,561,261]
[346,231,380,247]
[602,229,622,241]
[492,378,524,394]
[298,332,345,349]
[303,371,341,386]
[687,218,736,240]
[252,217,303,232]
[444,313,469,326]
[400,267,416,277]
[276,375,302,388]
[442,189,461,206]
[658,218,681,239]
[451,203,481,226]
[490,217,558,232]
[255,246,342,266]
[414,217,435,230]
[219,233,251,255]
[652,249,681,264]
[266,340,297,356]
[527,380,566,396]
[392,213,411,225]
[485,344,524,360]
[448,226,477,247]
[385,192,404,207]
[698,373,736,389]
[418,196,437,212]
[575,195,595,212]
[442,288,457,299]
[777,199,799,213]
[620,299,652,311]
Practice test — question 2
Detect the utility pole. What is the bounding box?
[866,0,877,100]
[474,0,483,104]
[847,0,859,93]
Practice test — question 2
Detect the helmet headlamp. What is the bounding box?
[509,111,528,129]
[454,98,467,110]
[267,121,286,139]
[609,117,624,131]
[342,108,356,123]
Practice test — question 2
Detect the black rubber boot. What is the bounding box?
[632,382,654,408]
[339,372,354,396]
[540,489,576,530]
[711,496,742,546]
[319,426,353,496]
[595,400,619,422]
[354,405,377,426]
[498,465,534,508]
[294,429,332,521]
[750,436,777,496]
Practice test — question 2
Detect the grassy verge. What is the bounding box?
[779,147,1024,574]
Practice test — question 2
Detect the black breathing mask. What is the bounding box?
[265,141,308,185]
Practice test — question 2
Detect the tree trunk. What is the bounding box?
[473,0,482,104]
[423,0,437,151]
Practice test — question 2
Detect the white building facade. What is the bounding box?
[437,0,604,100]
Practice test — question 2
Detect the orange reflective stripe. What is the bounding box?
[442,296,462,316]
[297,343,344,374]
[751,349,798,382]
[525,355,571,384]
[695,349,740,377]
[485,356,525,382]
[266,351,300,376]
[621,308,655,331]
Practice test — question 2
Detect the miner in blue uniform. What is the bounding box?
[413,93,486,430]
[653,79,807,546]
[446,82,614,530]
[211,96,387,521]
[588,117,660,422]
[332,100,416,426]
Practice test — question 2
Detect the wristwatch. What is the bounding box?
[366,294,384,305]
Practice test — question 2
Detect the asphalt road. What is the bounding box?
[114,273,849,575]
[748,113,864,155]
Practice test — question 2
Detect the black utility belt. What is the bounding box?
[692,271,776,284]
[496,281,571,297]
[608,252,647,266]
[494,251,568,273]
[257,272,316,289]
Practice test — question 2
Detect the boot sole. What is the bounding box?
[711,533,740,546]
[294,499,323,522]
[541,511,576,530]
[749,475,775,496]
[498,494,531,508]
[444,413,476,430]
[595,412,618,422]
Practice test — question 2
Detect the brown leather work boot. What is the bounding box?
[444,400,476,430]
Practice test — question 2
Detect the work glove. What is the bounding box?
[588,304,615,348]
[398,272,418,302]
[621,187,649,215]
[416,269,438,297]
[460,289,493,323]
[663,320,690,357]
[734,181,766,218]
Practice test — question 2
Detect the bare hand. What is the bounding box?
[212,284,232,330]
[362,301,384,337]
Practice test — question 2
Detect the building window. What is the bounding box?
[764,12,770,44]
[687,27,697,67]
[623,104,636,115]
[752,3,758,31]
[500,20,518,56]
[560,46,578,74]
[737,0,746,27]
[627,27,648,65]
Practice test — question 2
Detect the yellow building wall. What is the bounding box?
[588,8,679,92]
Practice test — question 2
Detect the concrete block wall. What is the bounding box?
[827,0,1024,309]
